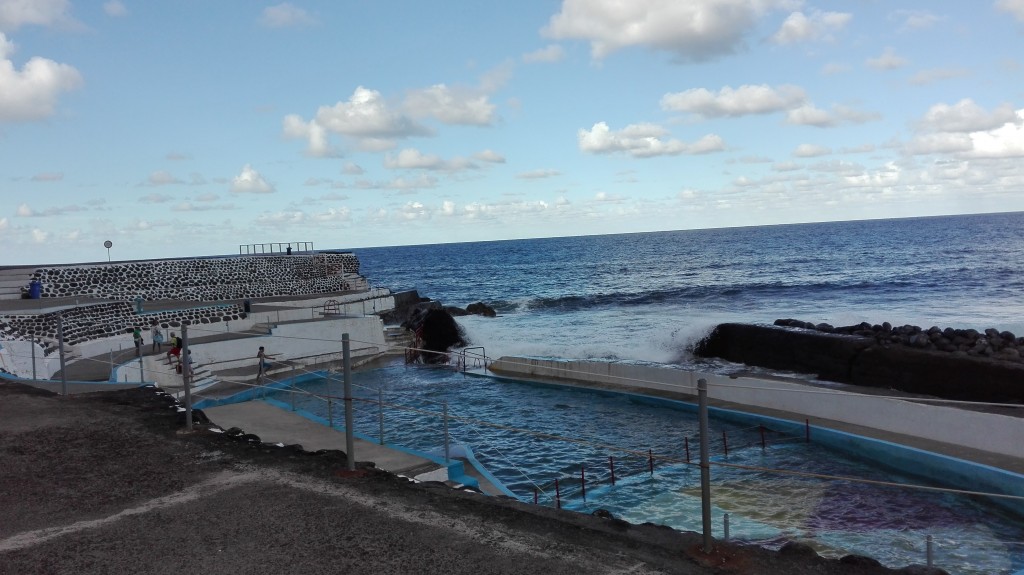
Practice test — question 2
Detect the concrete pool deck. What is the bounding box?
[201,399,507,496]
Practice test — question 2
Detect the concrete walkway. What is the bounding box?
[203,401,439,477]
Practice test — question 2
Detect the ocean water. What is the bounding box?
[352,212,1024,365]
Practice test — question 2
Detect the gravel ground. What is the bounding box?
[0,381,947,575]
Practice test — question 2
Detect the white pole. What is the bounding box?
[343,333,355,471]
[57,312,68,396]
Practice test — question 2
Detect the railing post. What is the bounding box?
[699,378,712,553]
[31,340,37,381]
[343,333,355,471]
[137,337,145,383]
[56,312,68,396]
[378,388,385,445]
[724,513,730,542]
[443,401,450,463]
[926,534,934,567]
[328,398,333,428]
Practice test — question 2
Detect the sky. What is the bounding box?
[2,0,1024,265]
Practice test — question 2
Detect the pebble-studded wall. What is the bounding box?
[1,252,365,358]
[1,302,246,356]
[26,252,361,301]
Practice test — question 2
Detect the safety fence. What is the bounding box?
[238,241,313,255]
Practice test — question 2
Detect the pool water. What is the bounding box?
[271,364,1024,575]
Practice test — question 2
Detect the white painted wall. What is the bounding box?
[129,315,390,389]
[0,340,55,379]
[488,356,1024,460]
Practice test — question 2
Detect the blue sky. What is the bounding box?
[2,0,1024,265]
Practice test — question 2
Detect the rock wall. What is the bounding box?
[693,323,1024,403]
[1,302,246,356]
[25,252,360,301]
[1,252,366,360]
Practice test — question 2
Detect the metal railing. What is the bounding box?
[238,242,314,255]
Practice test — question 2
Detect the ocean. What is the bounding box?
[353,211,1024,367]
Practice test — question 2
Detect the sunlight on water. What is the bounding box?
[277,364,1024,575]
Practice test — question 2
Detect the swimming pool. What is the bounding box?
[270,363,1024,575]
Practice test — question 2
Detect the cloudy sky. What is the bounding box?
[3,0,1024,265]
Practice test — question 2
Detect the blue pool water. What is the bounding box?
[269,363,1024,575]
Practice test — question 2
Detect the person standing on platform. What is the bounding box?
[132,327,143,353]
[151,324,164,353]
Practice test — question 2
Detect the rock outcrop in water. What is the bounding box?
[693,321,1024,403]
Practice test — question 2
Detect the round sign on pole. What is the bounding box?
[104,240,112,262]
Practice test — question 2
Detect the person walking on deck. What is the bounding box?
[257,346,276,377]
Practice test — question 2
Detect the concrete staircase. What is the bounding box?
[0,267,37,301]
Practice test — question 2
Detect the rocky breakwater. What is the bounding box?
[693,320,1024,403]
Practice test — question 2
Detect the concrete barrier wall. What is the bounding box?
[129,316,388,388]
[488,357,1024,460]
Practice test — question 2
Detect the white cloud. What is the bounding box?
[517,169,561,179]
[866,47,908,70]
[821,62,849,75]
[139,193,173,204]
[543,0,793,62]
[310,207,351,222]
[0,33,83,121]
[890,9,940,30]
[908,68,969,86]
[578,122,725,157]
[145,170,183,186]
[661,84,805,117]
[317,86,427,137]
[0,0,72,31]
[342,162,364,175]
[966,109,1024,158]
[907,133,974,155]
[522,44,565,63]
[383,148,477,172]
[995,0,1024,22]
[31,228,49,243]
[260,3,315,28]
[793,144,831,157]
[230,164,274,194]
[16,203,32,216]
[770,10,851,44]
[403,84,496,126]
[474,149,505,163]
[31,172,62,181]
[103,1,126,17]
[282,114,337,157]
[256,210,305,225]
[918,99,1019,133]
[786,104,834,127]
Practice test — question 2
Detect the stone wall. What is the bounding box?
[1,302,246,356]
[1,252,366,361]
[26,252,360,301]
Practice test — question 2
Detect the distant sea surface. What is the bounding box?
[350,212,1024,366]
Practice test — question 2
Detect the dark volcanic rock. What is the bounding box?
[465,302,497,317]
[694,322,1024,402]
